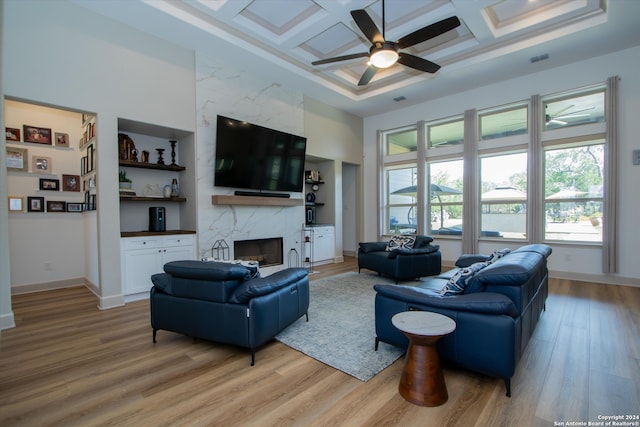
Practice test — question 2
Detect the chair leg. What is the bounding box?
[152,329,157,343]
[305,311,309,322]
[504,378,511,397]
[251,350,255,366]
[374,337,380,351]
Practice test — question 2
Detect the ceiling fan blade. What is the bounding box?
[351,9,384,44]
[312,52,369,66]
[358,65,379,86]
[396,16,461,49]
[397,53,440,73]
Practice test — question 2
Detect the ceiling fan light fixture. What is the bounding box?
[370,45,398,68]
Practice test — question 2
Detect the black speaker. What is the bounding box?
[149,207,166,232]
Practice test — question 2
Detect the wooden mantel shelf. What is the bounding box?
[212,195,303,207]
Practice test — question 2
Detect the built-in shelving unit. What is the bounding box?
[117,118,196,235]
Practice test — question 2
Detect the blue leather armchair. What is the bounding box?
[358,235,441,282]
[150,260,309,365]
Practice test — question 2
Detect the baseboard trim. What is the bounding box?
[11,277,85,295]
[0,312,16,331]
[549,270,640,287]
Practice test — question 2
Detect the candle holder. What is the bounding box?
[156,148,165,165]
[169,140,177,165]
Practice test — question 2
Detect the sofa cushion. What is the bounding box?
[385,234,416,251]
[440,261,490,296]
[413,235,434,248]
[386,244,440,259]
[164,260,251,281]
[229,268,308,304]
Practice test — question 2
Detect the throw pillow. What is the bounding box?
[385,235,416,252]
[487,248,511,264]
[440,261,489,296]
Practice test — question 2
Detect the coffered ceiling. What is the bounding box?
[74,0,640,117]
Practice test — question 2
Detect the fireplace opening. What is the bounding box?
[234,237,283,267]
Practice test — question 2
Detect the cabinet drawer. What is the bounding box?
[314,226,334,235]
[123,238,161,250]
[161,235,194,247]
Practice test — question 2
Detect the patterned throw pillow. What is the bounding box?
[385,235,416,252]
[440,261,489,296]
[487,248,511,264]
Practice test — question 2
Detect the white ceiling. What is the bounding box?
[73,0,640,117]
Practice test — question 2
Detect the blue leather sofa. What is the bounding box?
[373,244,552,396]
[358,235,442,282]
[150,260,309,365]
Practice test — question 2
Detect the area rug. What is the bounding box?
[275,272,419,382]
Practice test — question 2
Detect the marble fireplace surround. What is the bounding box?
[196,52,307,275]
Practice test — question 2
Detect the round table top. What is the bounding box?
[392,311,456,336]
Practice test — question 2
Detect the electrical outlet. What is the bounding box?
[633,149,640,165]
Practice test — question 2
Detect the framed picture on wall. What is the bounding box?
[55,132,70,147]
[32,155,52,174]
[39,178,59,191]
[27,196,45,212]
[46,200,66,212]
[8,196,24,212]
[66,202,83,212]
[6,127,21,141]
[23,125,52,145]
[6,146,28,171]
[62,174,80,192]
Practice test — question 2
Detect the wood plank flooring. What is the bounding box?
[1,258,639,426]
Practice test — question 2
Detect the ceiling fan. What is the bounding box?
[311,0,461,86]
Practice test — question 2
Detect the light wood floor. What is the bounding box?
[1,257,639,426]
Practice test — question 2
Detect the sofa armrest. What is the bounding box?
[455,254,490,267]
[229,268,308,304]
[373,284,519,317]
[358,242,388,253]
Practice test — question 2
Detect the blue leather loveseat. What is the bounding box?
[374,244,551,396]
[150,260,309,365]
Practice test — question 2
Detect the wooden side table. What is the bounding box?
[392,311,456,406]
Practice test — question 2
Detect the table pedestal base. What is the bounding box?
[399,334,448,407]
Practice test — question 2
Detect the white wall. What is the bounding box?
[363,45,640,285]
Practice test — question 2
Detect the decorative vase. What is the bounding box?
[156,148,165,165]
[119,182,132,190]
[171,178,179,197]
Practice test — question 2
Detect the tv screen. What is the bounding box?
[214,115,307,193]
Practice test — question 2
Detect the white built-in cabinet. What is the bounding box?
[303,226,335,266]
[121,234,196,296]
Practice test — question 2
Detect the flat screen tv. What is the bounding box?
[214,115,307,193]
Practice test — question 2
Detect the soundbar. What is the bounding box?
[234,190,291,198]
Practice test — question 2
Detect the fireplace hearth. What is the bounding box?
[234,237,283,267]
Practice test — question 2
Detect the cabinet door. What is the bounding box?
[314,229,334,262]
[123,247,162,295]
[161,245,195,265]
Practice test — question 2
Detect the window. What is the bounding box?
[544,142,603,242]
[480,153,528,239]
[480,106,528,140]
[427,118,464,148]
[386,166,418,235]
[386,128,417,154]
[544,91,604,131]
[428,160,463,235]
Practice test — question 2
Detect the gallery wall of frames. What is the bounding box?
[5,100,97,214]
